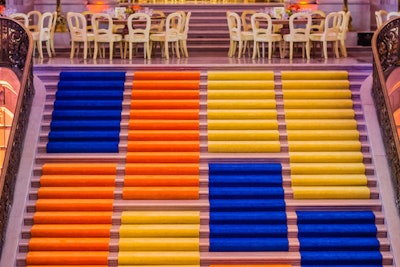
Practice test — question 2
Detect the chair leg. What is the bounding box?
[164,41,169,60]
[38,41,44,59]
[94,42,99,60]
[70,42,75,59]
[46,40,52,58]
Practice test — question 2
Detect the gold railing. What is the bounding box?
[0,16,34,253]
[372,16,400,212]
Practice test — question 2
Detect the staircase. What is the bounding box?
[10,63,395,267]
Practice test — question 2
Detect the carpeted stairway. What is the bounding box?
[16,69,393,267]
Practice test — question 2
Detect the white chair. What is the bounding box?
[10,13,29,27]
[50,11,57,56]
[311,10,326,33]
[91,13,123,60]
[124,13,151,59]
[387,11,400,20]
[150,10,166,33]
[149,12,182,60]
[241,10,256,31]
[178,11,191,57]
[82,11,95,33]
[375,9,388,28]
[282,12,312,60]
[309,11,340,60]
[31,12,54,58]
[251,12,282,60]
[226,11,253,58]
[338,10,351,58]
[67,12,95,60]
[27,10,42,32]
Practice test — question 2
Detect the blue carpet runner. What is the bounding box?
[47,71,125,153]
[208,162,288,252]
[297,210,382,266]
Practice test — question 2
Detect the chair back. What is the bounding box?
[311,10,325,32]
[164,12,182,42]
[39,12,53,40]
[319,11,341,40]
[82,11,95,32]
[288,12,312,41]
[127,12,151,41]
[180,11,191,37]
[92,13,115,42]
[387,11,400,20]
[67,12,89,41]
[375,9,388,28]
[10,13,29,27]
[150,10,166,32]
[27,10,42,32]
[226,11,241,41]
[51,11,57,37]
[241,10,256,31]
[251,12,273,38]
[338,11,350,39]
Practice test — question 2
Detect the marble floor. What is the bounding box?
[32,46,373,67]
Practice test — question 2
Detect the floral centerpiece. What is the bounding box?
[285,3,301,16]
[0,5,5,16]
[125,5,141,15]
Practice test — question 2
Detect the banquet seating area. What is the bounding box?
[227,8,351,60]
[7,6,351,61]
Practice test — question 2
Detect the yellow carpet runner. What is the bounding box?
[126,71,201,200]
[282,71,370,199]
[118,211,200,266]
[207,71,280,153]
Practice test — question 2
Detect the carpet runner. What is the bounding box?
[207,71,280,153]
[125,71,201,200]
[297,210,383,266]
[208,162,288,252]
[26,162,116,266]
[47,71,125,153]
[19,69,392,267]
[118,211,200,266]
[282,70,370,199]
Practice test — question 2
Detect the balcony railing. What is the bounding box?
[372,16,400,212]
[0,16,34,254]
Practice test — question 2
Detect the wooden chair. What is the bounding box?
[226,11,253,58]
[309,11,340,59]
[124,13,151,59]
[67,12,95,59]
[91,13,124,60]
[31,12,54,58]
[282,12,312,60]
[251,12,282,60]
[149,12,182,60]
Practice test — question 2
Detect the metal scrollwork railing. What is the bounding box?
[0,16,34,254]
[372,17,400,212]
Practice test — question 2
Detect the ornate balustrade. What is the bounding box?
[0,16,34,254]
[372,16,400,212]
